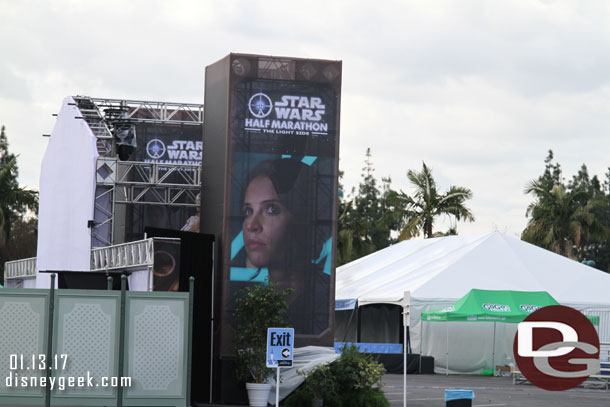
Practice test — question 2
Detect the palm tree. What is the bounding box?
[337,196,377,265]
[0,157,38,240]
[396,162,474,239]
[521,180,608,257]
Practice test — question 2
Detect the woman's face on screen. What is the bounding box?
[242,176,292,267]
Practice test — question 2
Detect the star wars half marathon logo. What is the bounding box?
[245,92,328,136]
[145,139,202,165]
[513,305,600,391]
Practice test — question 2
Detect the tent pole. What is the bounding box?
[419,319,423,373]
[404,316,407,407]
[342,305,358,343]
[357,305,362,342]
[492,322,496,373]
[446,324,449,376]
[403,291,410,407]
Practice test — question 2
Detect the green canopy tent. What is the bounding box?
[419,289,594,374]
[422,289,560,322]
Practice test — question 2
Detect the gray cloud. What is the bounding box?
[2,0,610,237]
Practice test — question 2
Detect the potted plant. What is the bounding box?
[233,281,293,406]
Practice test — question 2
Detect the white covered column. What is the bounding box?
[36,96,98,287]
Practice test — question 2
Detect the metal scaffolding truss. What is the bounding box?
[89,97,203,125]
[73,95,203,157]
[91,238,154,272]
[71,96,204,247]
[3,239,154,283]
[92,185,114,247]
[72,96,114,156]
[112,160,201,206]
[93,157,200,246]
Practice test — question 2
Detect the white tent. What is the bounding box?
[335,232,610,373]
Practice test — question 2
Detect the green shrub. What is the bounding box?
[284,387,313,407]
[342,388,389,407]
[284,386,342,407]
[285,344,389,407]
[330,344,386,392]
[304,364,337,400]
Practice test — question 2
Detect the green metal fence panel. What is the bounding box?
[123,292,189,407]
[0,287,191,407]
[0,289,49,406]
[50,290,121,406]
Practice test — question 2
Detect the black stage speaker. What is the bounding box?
[419,355,435,374]
[144,227,215,404]
[375,353,435,374]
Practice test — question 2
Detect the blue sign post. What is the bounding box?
[267,327,294,406]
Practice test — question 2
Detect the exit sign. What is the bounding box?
[266,328,294,368]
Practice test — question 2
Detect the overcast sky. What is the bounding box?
[2,0,610,238]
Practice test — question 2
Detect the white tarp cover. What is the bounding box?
[36,96,98,288]
[336,232,610,373]
[267,346,339,405]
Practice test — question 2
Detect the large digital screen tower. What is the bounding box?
[202,54,341,355]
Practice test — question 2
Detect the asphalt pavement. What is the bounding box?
[382,373,610,407]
